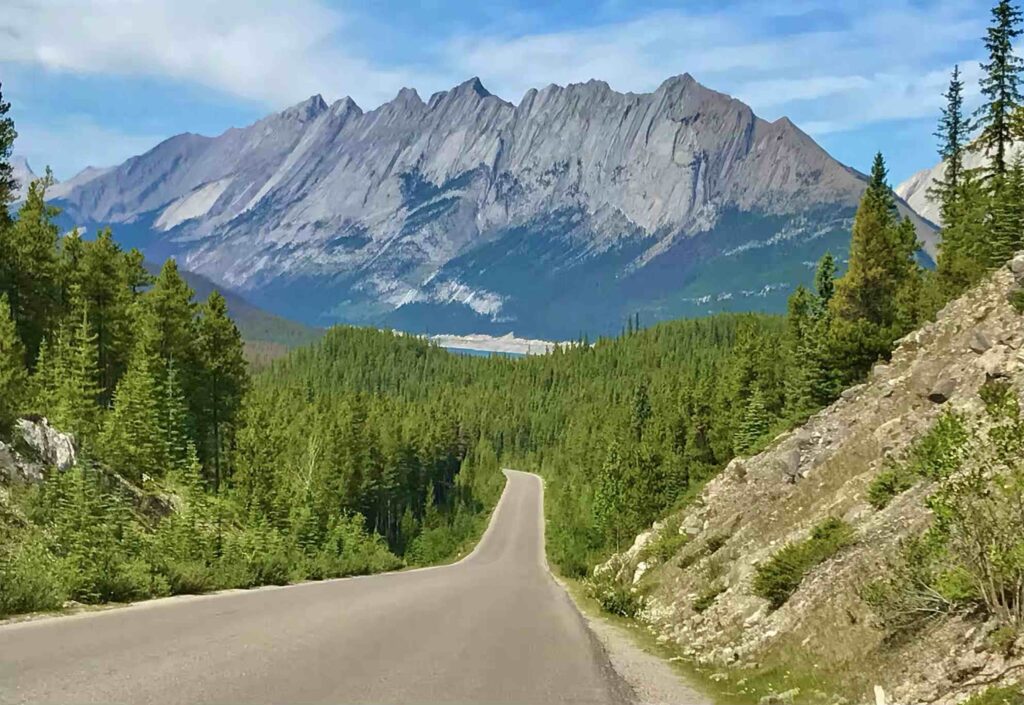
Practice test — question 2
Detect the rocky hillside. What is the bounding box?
[50,75,934,339]
[598,257,1024,703]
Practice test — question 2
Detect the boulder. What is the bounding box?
[16,418,76,471]
[969,330,993,354]
[1010,253,1024,283]
[928,378,957,404]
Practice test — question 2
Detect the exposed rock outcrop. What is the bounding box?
[0,418,76,484]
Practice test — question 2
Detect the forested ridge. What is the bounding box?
[2,0,1024,630]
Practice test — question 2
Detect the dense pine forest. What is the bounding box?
[2,0,1024,622]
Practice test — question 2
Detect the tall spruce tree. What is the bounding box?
[829,153,922,384]
[0,293,28,435]
[0,82,15,220]
[48,303,102,449]
[929,65,971,224]
[975,0,1024,180]
[79,229,134,401]
[100,336,163,482]
[195,291,249,491]
[1,175,61,366]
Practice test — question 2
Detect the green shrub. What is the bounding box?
[693,582,726,613]
[587,574,644,618]
[866,413,969,509]
[1009,289,1024,315]
[963,686,1024,705]
[908,412,969,480]
[0,534,70,617]
[987,625,1019,656]
[753,517,854,610]
[867,465,916,509]
[642,519,688,564]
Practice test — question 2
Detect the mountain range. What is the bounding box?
[36,74,936,339]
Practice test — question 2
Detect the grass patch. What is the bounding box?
[964,686,1024,705]
[752,517,854,610]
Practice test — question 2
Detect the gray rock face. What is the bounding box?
[0,418,77,483]
[11,155,39,202]
[52,75,936,337]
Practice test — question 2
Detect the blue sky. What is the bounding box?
[0,0,991,185]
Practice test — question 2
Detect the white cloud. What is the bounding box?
[443,0,987,135]
[0,0,433,108]
[0,0,993,142]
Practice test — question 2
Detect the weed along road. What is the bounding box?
[0,470,632,705]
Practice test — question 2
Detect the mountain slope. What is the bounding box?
[596,257,1024,703]
[52,75,936,338]
[11,156,38,202]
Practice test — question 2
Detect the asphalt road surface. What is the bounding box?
[0,470,633,704]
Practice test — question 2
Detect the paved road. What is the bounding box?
[0,470,633,704]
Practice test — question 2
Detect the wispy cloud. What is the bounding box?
[0,0,995,180]
[0,0,433,108]
[445,0,986,135]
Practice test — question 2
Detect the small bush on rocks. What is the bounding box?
[753,517,854,610]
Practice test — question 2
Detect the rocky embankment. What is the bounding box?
[599,257,1024,703]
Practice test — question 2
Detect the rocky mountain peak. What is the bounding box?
[281,94,328,122]
[48,73,936,338]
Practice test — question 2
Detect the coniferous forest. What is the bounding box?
[2,0,1024,620]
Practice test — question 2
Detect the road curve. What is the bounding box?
[0,470,633,705]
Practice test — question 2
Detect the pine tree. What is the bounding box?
[735,387,770,454]
[975,0,1024,180]
[49,303,102,449]
[79,229,134,401]
[145,259,197,374]
[938,169,991,293]
[783,286,814,419]
[630,379,652,441]
[929,66,971,225]
[0,174,61,365]
[0,82,16,219]
[160,358,193,474]
[0,293,28,435]
[829,153,922,383]
[195,291,249,491]
[814,252,837,312]
[99,335,164,482]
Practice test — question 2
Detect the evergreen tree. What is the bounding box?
[195,291,249,491]
[814,252,837,311]
[929,65,971,225]
[99,336,164,482]
[937,169,991,293]
[829,153,922,384]
[736,387,770,454]
[0,294,28,435]
[48,304,102,449]
[0,82,16,219]
[783,286,814,419]
[79,229,134,401]
[0,174,60,365]
[160,358,193,474]
[975,0,1024,180]
[145,259,197,376]
[629,379,652,441]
